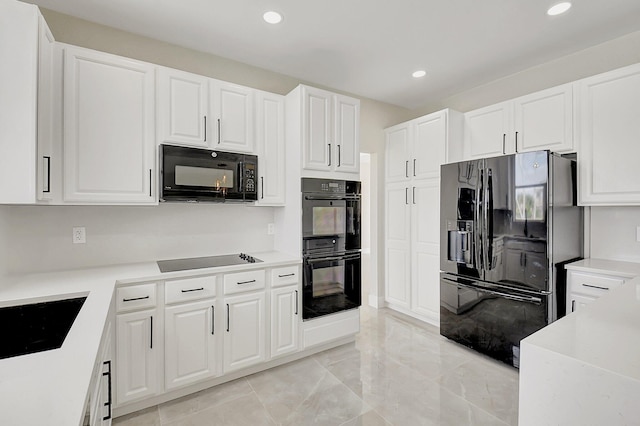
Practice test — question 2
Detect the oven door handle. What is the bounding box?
[304,195,358,201]
[306,254,361,263]
[442,277,542,305]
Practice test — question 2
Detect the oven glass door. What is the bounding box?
[302,198,347,239]
[303,252,361,320]
[440,273,548,368]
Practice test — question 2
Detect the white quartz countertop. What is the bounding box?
[0,251,300,426]
[522,275,640,381]
[565,257,640,278]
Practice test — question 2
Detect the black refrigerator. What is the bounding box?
[439,150,582,367]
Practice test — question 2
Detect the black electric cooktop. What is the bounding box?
[157,253,263,273]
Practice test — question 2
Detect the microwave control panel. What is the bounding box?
[244,163,256,194]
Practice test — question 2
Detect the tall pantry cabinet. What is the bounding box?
[384,109,462,325]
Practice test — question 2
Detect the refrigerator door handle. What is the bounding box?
[443,276,542,305]
[474,164,483,271]
[486,168,494,269]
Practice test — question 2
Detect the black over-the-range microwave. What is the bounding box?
[160,144,258,202]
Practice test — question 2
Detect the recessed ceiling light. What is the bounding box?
[263,11,283,24]
[412,70,426,78]
[547,2,572,16]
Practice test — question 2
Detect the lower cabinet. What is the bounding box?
[116,308,158,404]
[165,299,220,390]
[270,285,299,358]
[566,269,626,314]
[223,291,266,373]
[87,315,113,426]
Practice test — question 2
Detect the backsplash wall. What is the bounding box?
[0,204,275,275]
[590,206,640,263]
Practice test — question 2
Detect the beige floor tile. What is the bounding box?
[163,393,276,426]
[339,410,393,426]
[112,406,160,426]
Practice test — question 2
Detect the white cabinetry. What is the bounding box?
[222,269,266,373]
[577,63,640,205]
[289,85,360,178]
[384,109,462,325]
[0,0,54,204]
[88,307,113,426]
[255,91,286,205]
[115,283,159,405]
[566,270,625,314]
[157,67,209,147]
[164,275,220,391]
[270,265,300,358]
[210,80,254,153]
[63,45,156,204]
[464,83,573,159]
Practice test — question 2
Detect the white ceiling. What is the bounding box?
[25,0,640,109]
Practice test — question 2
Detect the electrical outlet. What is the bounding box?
[267,223,275,235]
[73,227,86,244]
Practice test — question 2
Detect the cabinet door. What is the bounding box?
[410,180,441,319]
[116,309,157,404]
[223,292,266,373]
[302,86,332,171]
[37,15,55,202]
[464,102,512,159]
[413,111,447,180]
[385,183,411,309]
[165,299,219,390]
[514,83,573,153]
[334,94,360,173]
[270,285,299,358]
[568,293,596,314]
[255,91,285,205]
[578,63,640,205]
[385,124,411,182]
[157,67,209,147]
[63,46,155,204]
[211,80,254,153]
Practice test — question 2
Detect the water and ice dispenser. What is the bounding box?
[447,220,474,266]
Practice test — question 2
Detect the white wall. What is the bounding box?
[0,204,274,275]
[589,207,640,263]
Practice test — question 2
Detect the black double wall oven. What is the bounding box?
[302,178,362,320]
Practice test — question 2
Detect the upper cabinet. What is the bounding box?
[210,80,254,153]
[577,62,640,205]
[157,67,209,147]
[290,85,360,178]
[255,90,285,205]
[157,68,254,153]
[385,109,463,183]
[464,83,574,159]
[0,0,54,204]
[63,45,156,204]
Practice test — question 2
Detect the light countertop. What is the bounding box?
[564,257,640,278]
[0,251,300,426]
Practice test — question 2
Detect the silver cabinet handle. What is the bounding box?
[217,118,221,144]
[337,145,341,167]
[295,290,299,315]
[180,287,204,293]
[328,143,332,166]
[405,160,409,178]
[278,273,295,278]
[581,283,609,291]
[502,134,506,154]
[237,279,256,285]
[123,295,149,302]
[412,186,416,204]
[413,159,416,176]
[515,131,519,152]
[405,187,408,205]
[149,169,152,197]
[261,176,264,200]
[226,304,230,332]
[204,116,207,141]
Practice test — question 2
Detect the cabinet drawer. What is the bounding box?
[271,265,299,288]
[224,269,265,294]
[165,275,217,304]
[569,271,624,297]
[116,283,157,312]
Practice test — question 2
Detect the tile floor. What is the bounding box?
[113,306,519,426]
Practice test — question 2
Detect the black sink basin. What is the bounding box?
[0,296,86,360]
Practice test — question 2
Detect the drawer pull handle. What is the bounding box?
[582,283,609,291]
[278,273,295,278]
[237,279,256,285]
[295,290,298,315]
[211,306,215,335]
[181,287,204,293]
[102,360,112,420]
[123,295,150,302]
[150,315,153,349]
